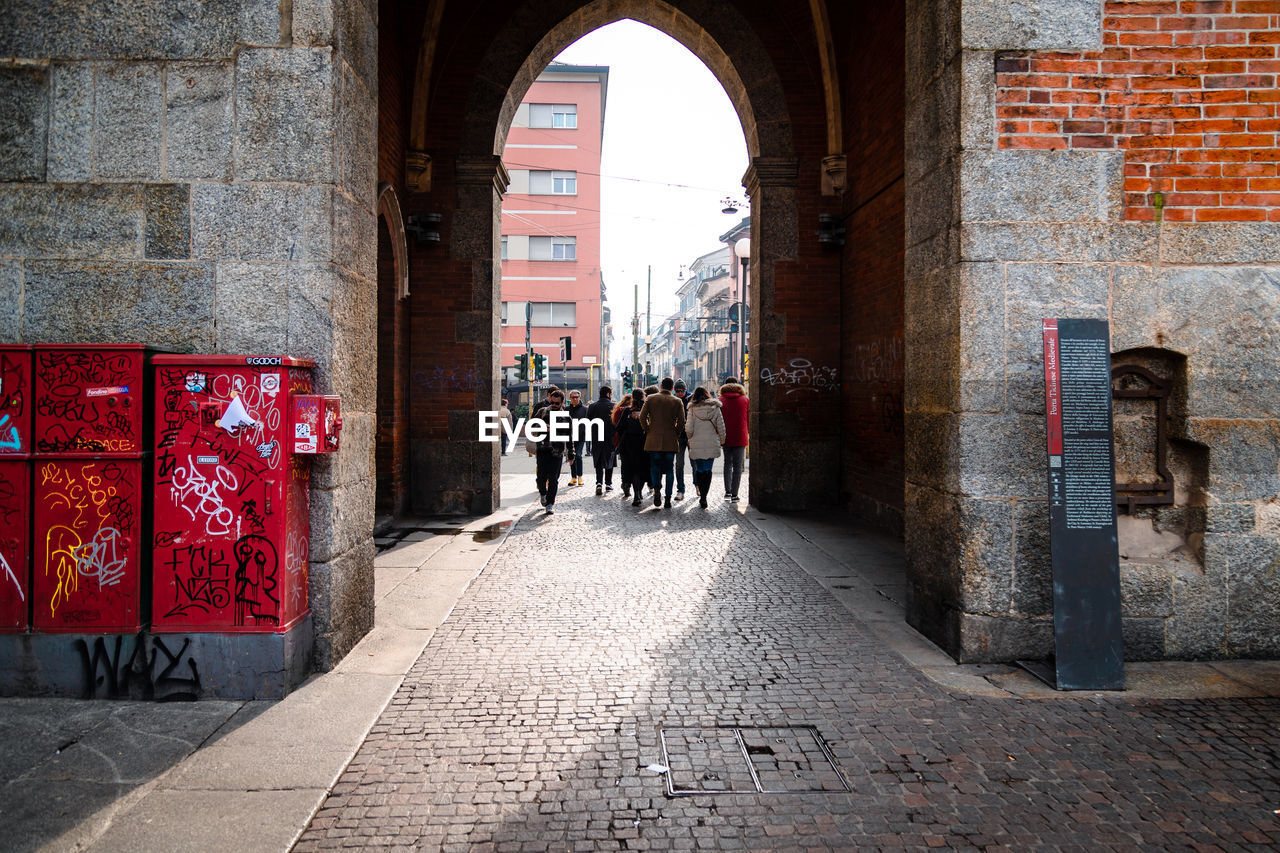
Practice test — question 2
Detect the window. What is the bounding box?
[529,236,576,261]
[501,236,508,260]
[547,302,576,326]
[529,103,578,129]
[529,170,577,195]
[501,301,575,327]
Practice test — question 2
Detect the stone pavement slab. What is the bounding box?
[295,470,1280,851]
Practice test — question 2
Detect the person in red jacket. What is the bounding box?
[718,378,749,501]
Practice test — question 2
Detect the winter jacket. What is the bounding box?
[586,398,615,448]
[532,405,575,457]
[566,402,589,436]
[685,399,726,460]
[617,405,648,461]
[674,390,692,448]
[719,383,749,447]
[640,390,687,453]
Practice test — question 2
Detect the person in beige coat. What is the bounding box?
[684,387,726,508]
[639,377,686,508]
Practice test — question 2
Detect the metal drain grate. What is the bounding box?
[658,725,851,796]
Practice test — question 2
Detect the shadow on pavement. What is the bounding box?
[0,697,271,851]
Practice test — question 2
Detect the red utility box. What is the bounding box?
[0,344,32,632]
[0,460,29,632]
[33,344,147,456]
[291,394,343,454]
[32,458,145,632]
[31,344,151,633]
[1,344,31,455]
[151,355,335,633]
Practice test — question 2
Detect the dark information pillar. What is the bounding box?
[1039,318,1125,690]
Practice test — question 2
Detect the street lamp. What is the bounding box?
[734,237,750,383]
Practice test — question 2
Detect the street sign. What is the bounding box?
[582,356,597,364]
[1029,317,1125,691]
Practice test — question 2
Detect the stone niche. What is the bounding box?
[1110,347,1209,659]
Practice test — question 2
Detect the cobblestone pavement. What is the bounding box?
[297,473,1280,851]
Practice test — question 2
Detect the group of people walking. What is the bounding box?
[526,377,749,514]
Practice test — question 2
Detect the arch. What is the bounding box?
[807,0,847,195]
[376,183,410,300]
[446,1,802,513]
[444,0,793,163]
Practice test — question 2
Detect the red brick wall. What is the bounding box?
[378,0,411,193]
[834,0,906,529]
[996,0,1280,222]
[376,1,413,514]
[375,220,408,516]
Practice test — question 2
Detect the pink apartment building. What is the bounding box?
[501,63,609,404]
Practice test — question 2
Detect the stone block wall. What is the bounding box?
[905,0,1280,662]
[0,0,379,670]
[995,0,1280,223]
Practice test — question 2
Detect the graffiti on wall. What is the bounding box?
[414,367,483,394]
[38,461,137,624]
[0,352,27,452]
[75,632,202,701]
[852,335,903,384]
[34,351,138,454]
[758,359,840,395]
[0,467,27,628]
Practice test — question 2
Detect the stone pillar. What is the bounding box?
[905,0,1280,663]
[743,157,835,512]
[408,155,504,516]
[902,0,969,659]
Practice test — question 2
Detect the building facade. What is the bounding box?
[500,63,609,405]
[0,0,1277,684]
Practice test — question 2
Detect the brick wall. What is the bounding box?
[376,1,411,516]
[996,0,1280,222]
[834,0,906,532]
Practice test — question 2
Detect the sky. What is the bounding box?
[550,20,750,365]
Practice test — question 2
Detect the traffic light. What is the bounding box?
[729,303,740,332]
[514,352,529,381]
[622,369,632,392]
[532,352,547,382]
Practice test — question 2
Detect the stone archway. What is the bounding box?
[415,0,807,513]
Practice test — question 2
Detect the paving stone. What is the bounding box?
[295,472,1280,850]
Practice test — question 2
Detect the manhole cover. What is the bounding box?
[658,725,850,796]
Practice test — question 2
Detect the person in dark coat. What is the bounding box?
[611,394,634,498]
[719,378,749,501]
[565,390,589,486]
[639,377,687,509]
[673,379,691,501]
[532,389,574,514]
[616,388,650,507]
[586,386,616,494]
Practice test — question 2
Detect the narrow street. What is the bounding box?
[293,450,1280,851]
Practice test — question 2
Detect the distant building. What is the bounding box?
[648,315,677,383]
[720,216,751,382]
[673,275,699,385]
[500,63,609,401]
[679,247,732,387]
